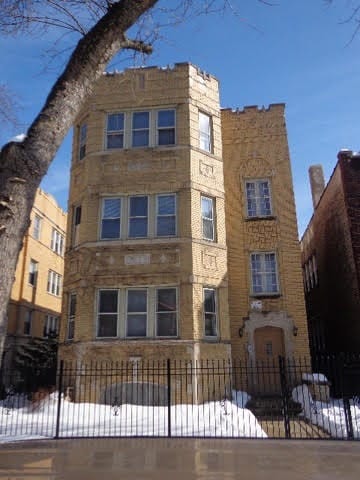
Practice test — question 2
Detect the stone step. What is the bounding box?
[247,395,302,417]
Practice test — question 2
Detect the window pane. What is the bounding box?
[104,198,121,218]
[127,314,147,337]
[157,216,175,236]
[128,290,147,312]
[102,219,120,239]
[158,110,175,127]
[205,313,216,336]
[201,197,213,219]
[99,290,118,313]
[204,289,215,313]
[158,129,175,145]
[158,195,175,215]
[203,219,214,240]
[107,134,123,149]
[107,113,124,131]
[130,197,147,216]
[129,218,147,237]
[132,130,149,147]
[199,112,210,133]
[157,312,177,336]
[133,112,149,129]
[68,321,75,340]
[69,294,77,316]
[157,288,176,312]
[98,315,117,337]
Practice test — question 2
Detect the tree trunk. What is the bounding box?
[0,0,158,366]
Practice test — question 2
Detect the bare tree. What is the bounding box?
[0,84,19,129]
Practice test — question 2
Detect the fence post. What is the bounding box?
[167,359,171,438]
[279,356,291,439]
[55,360,64,439]
[343,397,354,440]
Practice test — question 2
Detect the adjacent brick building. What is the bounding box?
[301,151,360,355]
[4,189,67,368]
[58,64,309,400]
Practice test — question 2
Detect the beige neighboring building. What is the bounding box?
[5,189,67,368]
[59,64,309,395]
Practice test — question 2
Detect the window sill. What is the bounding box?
[95,336,180,341]
[245,215,276,222]
[250,293,281,299]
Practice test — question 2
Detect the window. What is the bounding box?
[157,110,175,145]
[32,214,41,240]
[204,288,217,337]
[156,194,176,236]
[201,196,215,241]
[28,259,38,286]
[96,287,178,339]
[132,111,150,147]
[199,111,212,152]
[72,205,81,246]
[67,293,76,340]
[127,289,147,337]
[44,315,59,338]
[105,109,176,149]
[97,290,118,338]
[156,288,177,337]
[101,198,121,239]
[51,228,64,255]
[79,123,87,160]
[250,252,279,295]
[303,254,318,292]
[24,310,32,335]
[245,180,272,217]
[129,196,148,238]
[106,113,124,149]
[47,270,62,296]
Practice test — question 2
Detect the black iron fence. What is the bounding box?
[0,355,359,440]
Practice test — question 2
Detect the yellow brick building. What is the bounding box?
[59,64,309,381]
[5,189,67,368]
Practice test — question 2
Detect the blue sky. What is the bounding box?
[1,1,359,236]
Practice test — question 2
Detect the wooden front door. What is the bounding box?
[254,326,285,394]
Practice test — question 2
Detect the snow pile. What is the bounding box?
[302,373,328,384]
[10,133,26,142]
[292,384,360,439]
[0,391,266,442]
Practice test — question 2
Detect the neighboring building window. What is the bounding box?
[44,315,59,338]
[97,290,118,338]
[250,252,279,295]
[24,310,32,335]
[47,270,62,296]
[127,289,147,337]
[132,111,150,147]
[28,259,38,286]
[105,109,176,149]
[245,180,272,217]
[32,214,41,240]
[199,111,212,152]
[156,194,176,236]
[72,205,81,246]
[156,288,177,337]
[67,293,76,340]
[303,254,318,292]
[128,196,148,238]
[204,288,217,337]
[101,198,121,239]
[157,109,175,145]
[201,196,215,241]
[51,228,64,256]
[106,113,124,149]
[79,123,87,160]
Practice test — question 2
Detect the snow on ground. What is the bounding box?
[0,391,266,443]
[292,384,360,439]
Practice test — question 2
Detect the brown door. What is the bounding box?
[254,326,285,394]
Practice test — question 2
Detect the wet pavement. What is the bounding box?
[0,438,359,479]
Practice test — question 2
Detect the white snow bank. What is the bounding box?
[302,373,329,384]
[10,133,26,142]
[292,384,360,439]
[0,391,266,443]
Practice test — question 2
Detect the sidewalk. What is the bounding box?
[0,438,359,479]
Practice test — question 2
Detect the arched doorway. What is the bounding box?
[254,326,285,394]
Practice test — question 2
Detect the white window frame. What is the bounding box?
[155,287,178,338]
[28,259,38,286]
[199,111,212,153]
[44,315,59,338]
[32,214,42,240]
[245,179,273,218]
[203,288,218,338]
[126,288,148,338]
[250,252,279,296]
[51,228,64,256]
[201,195,215,241]
[156,194,177,237]
[128,196,148,238]
[24,310,32,336]
[105,109,176,150]
[67,292,76,340]
[132,111,150,148]
[101,197,121,240]
[47,270,62,296]
[97,289,119,339]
